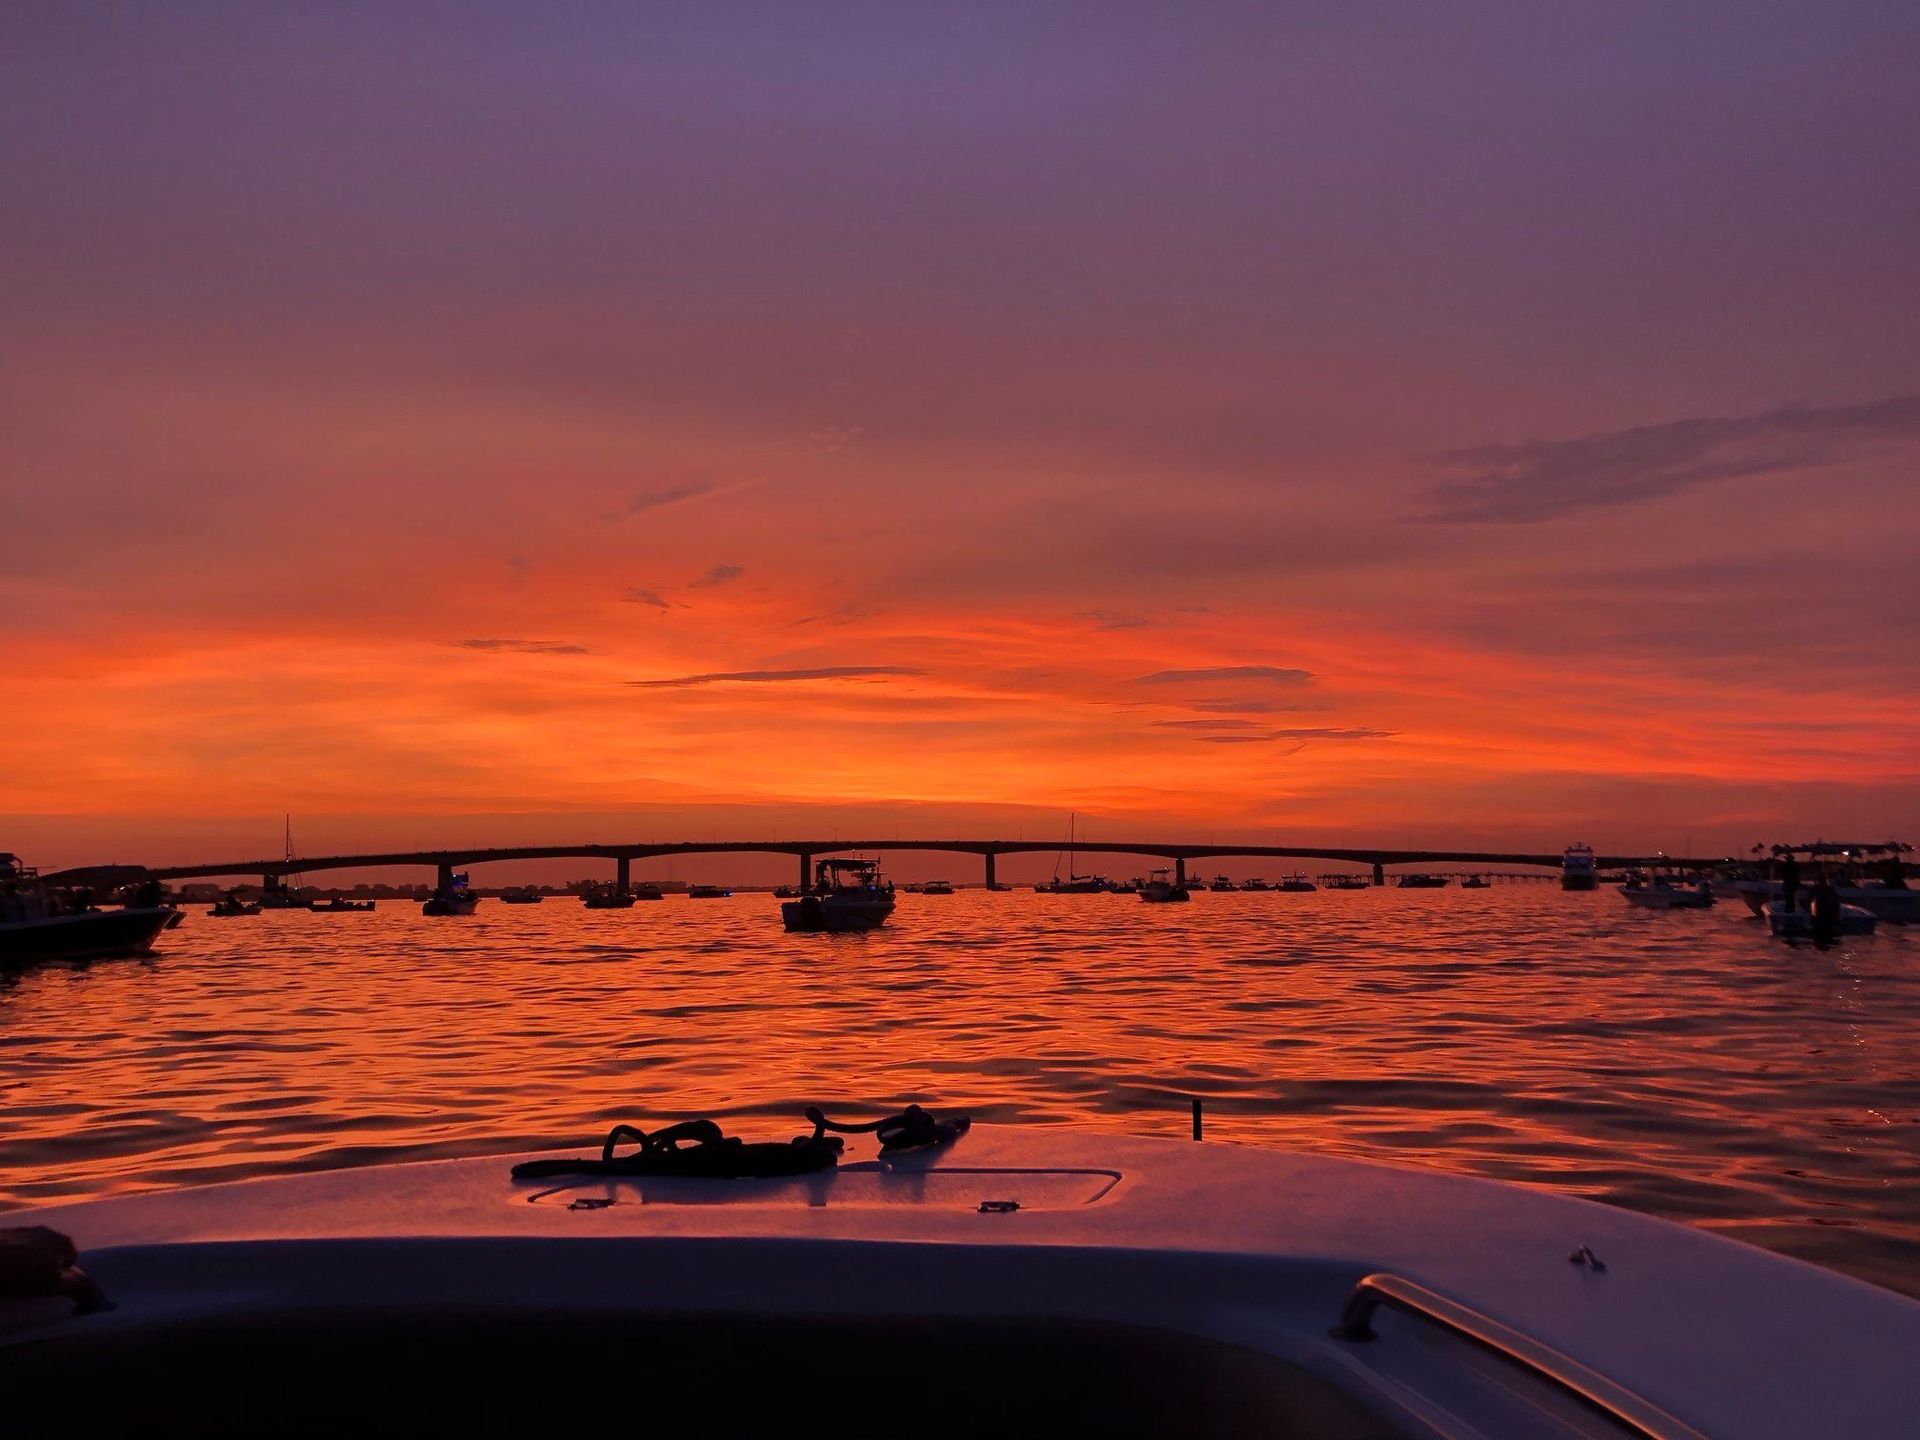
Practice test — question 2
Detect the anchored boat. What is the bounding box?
[0,854,174,965]
[421,873,479,916]
[1136,868,1189,903]
[1620,871,1715,909]
[4,1113,1915,1438]
[581,883,636,909]
[1561,843,1599,891]
[782,858,895,932]
[1736,843,1917,924]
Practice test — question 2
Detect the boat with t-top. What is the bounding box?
[1619,869,1714,909]
[0,854,176,965]
[1736,842,1916,924]
[422,872,479,916]
[782,857,895,932]
[1136,868,1190,903]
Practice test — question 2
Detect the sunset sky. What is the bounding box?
[5,4,1918,873]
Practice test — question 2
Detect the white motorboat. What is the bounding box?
[1739,878,1919,925]
[1561,843,1598,891]
[1765,901,1876,938]
[782,857,895,932]
[1136,868,1189,903]
[1738,842,1917,923]
[4,1118,1915,1438]
[1620,874,1715,909]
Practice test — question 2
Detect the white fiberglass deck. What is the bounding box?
[6,1126,1917,1438]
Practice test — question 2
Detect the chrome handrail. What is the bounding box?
[1331,1272,1709,1440]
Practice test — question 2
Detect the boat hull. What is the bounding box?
[1137,887,1189,903]
[1621,886,1714,909]
[11,1125,1919,1440]
[0,907,172,965]
[1766,902,1876,938]
[1740,879,1918,923]
[421,896,479,916]
[781,896,893,932]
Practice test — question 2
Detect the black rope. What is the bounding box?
[805,1104,971,1153]
[511,1119,843,1181]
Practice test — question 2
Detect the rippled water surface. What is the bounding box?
[3,887,1917,1295]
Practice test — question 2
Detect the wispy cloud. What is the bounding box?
[1190,726,1393,744]
[620,479,715,517]
[629,666,923,688]
[689,563,744,589]
[621,587,675,609]
[1186,698,1317,715]
[455,638,591,655]
[1154,718,1268,730]
[1135,665,1314,686]
[1426,394,1920,523]
[1079,610,1150,631]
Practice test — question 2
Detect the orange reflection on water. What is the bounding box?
[2,887,1916,1296]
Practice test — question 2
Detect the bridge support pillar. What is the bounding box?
[983,853,996,889]
[799,852,812,888]
[616,856,630,893]
[1174,857,1187,886]
[436,862,454,891]
[1372,862,1385,887]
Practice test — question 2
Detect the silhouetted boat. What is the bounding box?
[582,884,636,909]
[1325,874,1371,890]
[210,895,261,917]
[422,873,479,916]
[1038,814,1110,893]
[1767,900,1875,939]
[309,897,375,913]
[782,858,894,932]
[687,884,731,899]
[1239,877,1270,891]
[633,884,664,901]
[1,855,175,963]
[1207,875,1237,892]
[1460,874,1490,889]
[1736,843,1917,923]
[1137,868,1189,903]
[11,1116,1916,1438]
[1561,843,1598,891]
[1276,874,1317,892]
[499,889,544,904]
[1395,873,1448,889]
[1620,872,1713,909]
[920,879,955,895]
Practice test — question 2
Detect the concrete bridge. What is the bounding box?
[70,839,1690,893]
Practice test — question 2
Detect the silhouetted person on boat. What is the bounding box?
[1883,855,1909,890]
[1777,852,1800,912]
[1807,877,1841,942]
